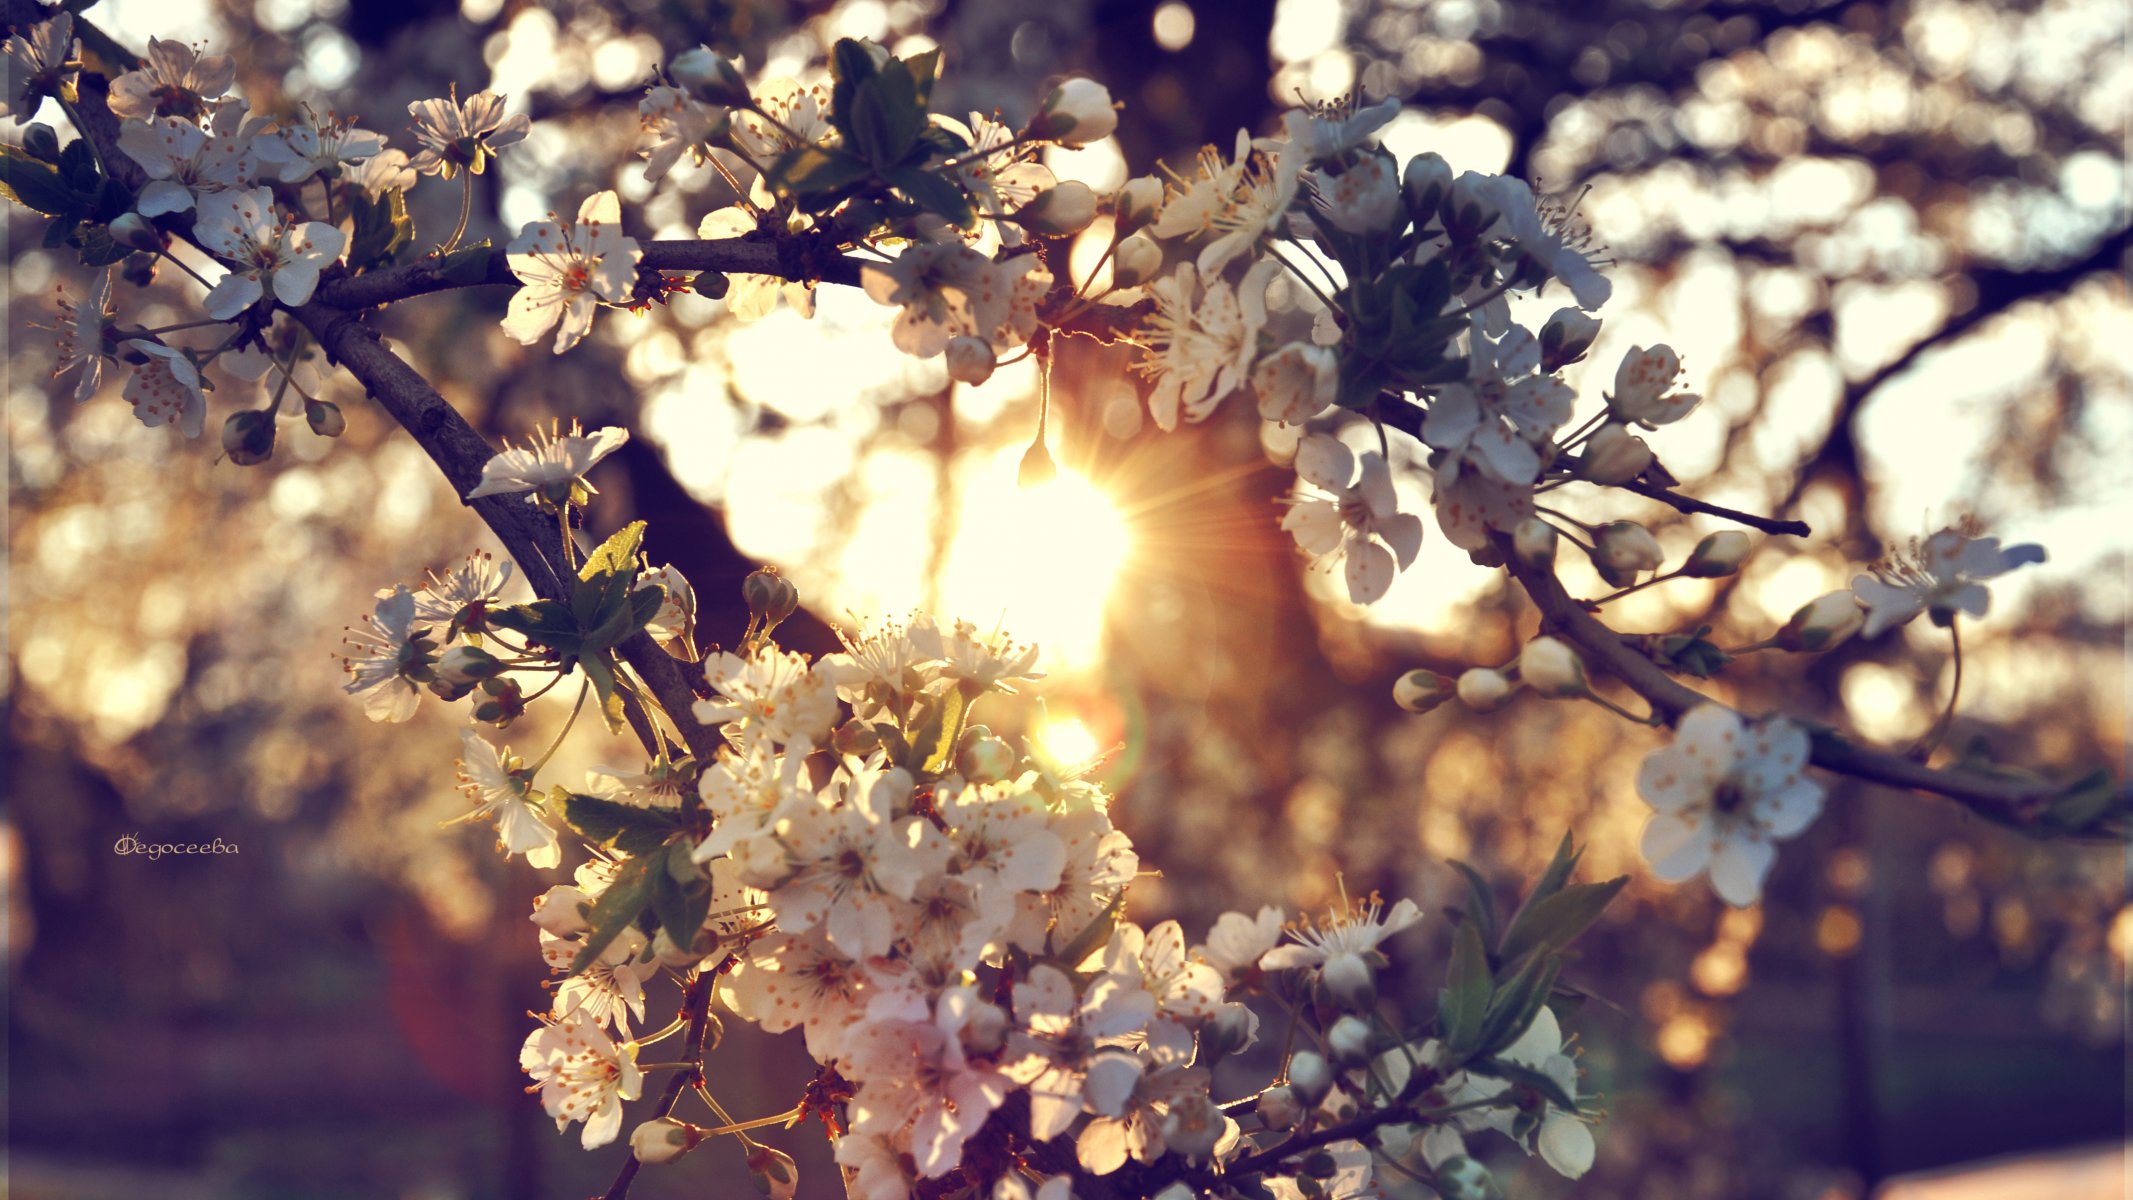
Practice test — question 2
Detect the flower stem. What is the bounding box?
[1911,621,1964,760]
[528,680,589,774]
[443,173,474,254]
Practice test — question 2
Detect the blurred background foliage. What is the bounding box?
[3,0,2127,1197]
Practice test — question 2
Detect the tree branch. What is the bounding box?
[317,236,868,310]
[1499,536,2073,826]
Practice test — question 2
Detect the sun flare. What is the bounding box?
[938,455,1134,670]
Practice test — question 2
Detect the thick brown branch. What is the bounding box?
[1500,536,2070,825]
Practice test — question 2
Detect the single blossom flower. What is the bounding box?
[118,100,265,216]
[694,646,842,745]
[1280,433,1425,605]
[338,584,427,722]
[453,728,561,869]
[466,421,630,500]
[637,84,726,182]
[253,105,387,182]
[406,87,530,178]
[3,13,75,118]
[501,190,642,354]
[121,339,206,438]
[1467,173,1612,310]
[519,1011,643,1149]
[1259,892,1423,974]
[108,36,235,121]
[1852,524,2046,638]
[50,270,114,403]
[1136,260,1276,431]
[1636,704,1824,906]
[414,550,513,627]
[1609,344,1701,427]
[191,187,346,318]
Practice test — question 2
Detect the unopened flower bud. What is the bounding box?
[1030,78,1117,146]
[110,211,163,251]
[692,271,730,300]
[1777,590,1864,652]
[741,567,799,628]
[1540,306,1601,372]
[1326,1014,1374,1067]
[956,726,1016,781]
[1287,1050,1334,1106]
[745,1142,799,1200]
[1202,1001,1258,1063]
[944,335,995,385]
[1163,1091,1225,1160]
[1111,230,1161,288]
[1457,667,1516,712]
[1518,636,1586,698]
[1512,516,1558,570]
[1443,171,1498,240]
[1683,530,1751,578]
[305,398,345,437]
[221,408,276,466]
[1592,520,1662,578]
[1580,422,1652,484]
[1436,1156,1498,1200]
[1015,180,1097,236]
[1115,174,1164,234]
[669,46,750,106]
[632,1117,707,1164]
[436,644,505,685]
[22,122,61,162]
[122,251,159,288]
[1404,152,1451,220]
[1321,950,1377,1010]
[1392,669,1454,715]
[1257,1085,1304,1131]
[832,717,881,757]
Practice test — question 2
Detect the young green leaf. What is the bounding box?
[1442,919,1493,1056]
[558,789,681,857]
[572,852,659,973]
[1498,877,1627,967]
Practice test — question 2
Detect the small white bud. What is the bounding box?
[436,644,505,685]
[1015,180,1098,235]
[1111,229,1162,288]
[1457,667,1516,712]
[961,1000,1010,1055]
[110,211,164,250]
[1540,306,1602,371]
[1321,950,1378,1010]
[1287,1050,1334,1106]
[1592,520,1663,576]
[1518,636,1587,698]
[1444,171,1499,239]
[1512,516,1559,570]
[1437,1156,1498,1200]
[1031,78,1117,146]
[944,336,995,385]
[631,1117,705,1164]
[745,1143,799,1200]
[1392,669,1455,715]
[1115,174,1164,234]
[1257,1085,1304,1131]
[1404,152,1452,218]
[530,885,593,937]
[1581,422,1653,484]
[669,46,750,106]
[1251,341,1339,426]
[1683,530,1751,577]
[1203,1001,1258,1061]
[1327,1014,1374,1067]
[1778,590,1865,652]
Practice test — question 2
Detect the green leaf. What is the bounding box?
[1446,859,1499,945]
[572,520,646,632]
[1469,1054,1579,1113]
[651,840,715,954]
[572,852,659,974]
[828,38,882,142]
[78,224,128,267]
[769,145,873,198]
[488,599,580,654]
[579,652,630,735]
[849,59,924,167]
[904,685,965,776]
[1051,888,1125,968]
[1498,877,1626,967]
[1513,833,1581,923]
[558,789,681,857]
[0,144,80,217]
[1442,919,1493,1056]
[1476,953,1561,1059]
[58,136,100,192]
[883,164,973,227]
[902,47,943,109]
[437,239,496,285]
[584,586,663,658]
[348,187,416,270]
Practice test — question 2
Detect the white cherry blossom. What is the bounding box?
[1852,524,2046,638]
[502,190,642,354]
[406,87,529,178]
[1136,260,1276,431]
[1636,704,1824,906]
[108,36,234,121]
[192,187,346,318]
[453,728,561,869]
[121,339,205,437]
[467,421,629,500]
[519,1012,643,1149]
[1281,434,1425,605]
